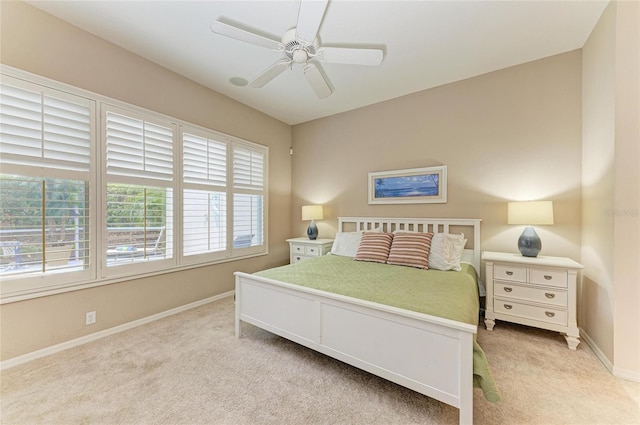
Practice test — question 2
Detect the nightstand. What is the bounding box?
[286,237,333,264]
[482,251,584,350]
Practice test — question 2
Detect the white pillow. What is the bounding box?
[330,232,363,258]
[428,233,467,271]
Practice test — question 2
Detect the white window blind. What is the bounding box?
[183,189,227,255]
[0,78,93,282]
[105,111,173,182]
[233,146,264,191]
[182,131,228,257]
[232,143,266,248]
[183,132,226,186]
[0,82,91,174]
[105,107,174,269]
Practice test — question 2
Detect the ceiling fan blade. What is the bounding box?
[249,60,291,88]
[304,63,332,99]
[295,0,329,45]
[320,47,384,66]
[211,21,282,51]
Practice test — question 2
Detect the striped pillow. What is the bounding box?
[387,231,434,269]
[354,232,394,264]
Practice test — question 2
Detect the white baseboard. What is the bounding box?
[580,327,640,383]
[580,328,614,373]
[0,291,233,371]
[613,365,640,382]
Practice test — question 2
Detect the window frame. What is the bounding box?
[0,74,98,296]
[100,103,179,279]
[180,125,269,267]
[0,65,269,303]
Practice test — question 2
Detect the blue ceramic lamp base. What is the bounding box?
[307,220,318,240]
[518,226,541,257]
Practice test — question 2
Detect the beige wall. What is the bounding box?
[0,1,292,360]
[581,0,617,365]
[292,51,583,265]
[581,0,640,380]
[612,0,640,380]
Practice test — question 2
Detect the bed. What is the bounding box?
[234,217,499,424]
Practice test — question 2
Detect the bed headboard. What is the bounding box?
[337,216,482,273]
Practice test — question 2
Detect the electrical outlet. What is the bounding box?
[85,311,96,325]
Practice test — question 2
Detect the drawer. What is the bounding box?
[494,264,527,283]
[494,298,567,326]
[304,245,321,256]
[291,254,312,264]
[530,267,567,288]
[494,282,567,307]
[291,244,305,254]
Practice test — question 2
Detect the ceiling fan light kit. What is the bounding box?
[211,0,384,99]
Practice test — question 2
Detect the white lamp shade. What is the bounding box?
[508,201,554,225]
[302,205,324,221]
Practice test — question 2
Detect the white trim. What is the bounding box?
[581,328,640,382]
[0,292,233,371]
[613,365,640,383]
[580,327,613,372]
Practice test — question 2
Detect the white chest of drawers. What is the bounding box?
[286,238,333,264]
[482,251,584,350]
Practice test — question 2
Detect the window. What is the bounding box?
[0,66,269,300]
[182,130,227,260]
[0,77,94,291]
[104,107,174,271]
[181,128,267,264]
[232,143,265,250]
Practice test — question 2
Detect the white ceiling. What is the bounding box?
[27,0,608,125]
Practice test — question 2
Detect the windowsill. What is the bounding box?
[0,250,268,305]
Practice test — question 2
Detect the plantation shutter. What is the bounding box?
[183,132,227,186]
[0,81,92,175]
[105,111,173,182]
[233,146,264,191]
[104,107,174,268]
[232,143,266,247]
[0,78,93,278]
[182,131,228,256]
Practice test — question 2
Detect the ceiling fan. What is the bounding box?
[210,0,384,99]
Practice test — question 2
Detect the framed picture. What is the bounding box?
[368,166,447,204]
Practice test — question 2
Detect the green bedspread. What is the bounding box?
[255,254,500,402]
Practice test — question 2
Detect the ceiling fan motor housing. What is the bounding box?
[283,28,318,64]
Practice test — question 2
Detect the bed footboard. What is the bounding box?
[234,272,476,425]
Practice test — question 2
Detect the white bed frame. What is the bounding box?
[234,217,482,425]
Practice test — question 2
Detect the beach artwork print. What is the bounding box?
[368,166,447,204]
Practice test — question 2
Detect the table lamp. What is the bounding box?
[302,205,323,240]
[507,201,554,257]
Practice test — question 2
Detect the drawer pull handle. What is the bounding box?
[503,287,513,293]
[506,271,514,276]
[545,311,555,317]
[296,256,301,261]
[544,275,552,280]
[545,293,555,299]
[504,304,513,310]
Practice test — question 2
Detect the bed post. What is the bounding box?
[234,275,242,338]
[458,329,474,425]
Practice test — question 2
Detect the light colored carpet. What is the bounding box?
[1,296,638,425]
